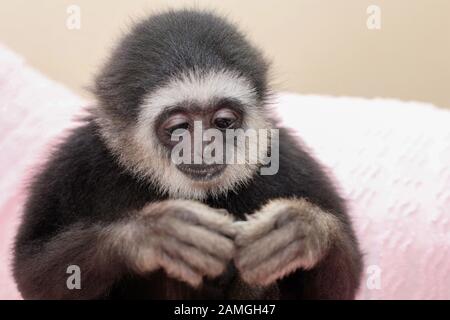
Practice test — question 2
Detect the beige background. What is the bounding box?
[0,0,449,108]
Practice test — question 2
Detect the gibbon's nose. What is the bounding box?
[189,133,223,163]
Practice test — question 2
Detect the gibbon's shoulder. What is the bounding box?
[207,128,347,219]
[20,120,161,240]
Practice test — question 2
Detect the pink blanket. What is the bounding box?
[1,44,449,299]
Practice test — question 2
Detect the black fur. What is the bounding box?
[13,9,362,299]
[94,9,269,122]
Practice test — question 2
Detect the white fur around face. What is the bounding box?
[99,69,271,200]
[141,69,260,119]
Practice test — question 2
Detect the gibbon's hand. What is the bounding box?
[234,198,340,286]
[126,200,237,287]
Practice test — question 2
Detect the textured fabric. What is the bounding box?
[0,44,449,299]
[276,94,450,299]
[0,45,85,299]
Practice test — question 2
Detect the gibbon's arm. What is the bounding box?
[13,200,235,299]
[234,198,362,299]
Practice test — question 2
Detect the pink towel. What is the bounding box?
[0,44,85,299]
[1,44,449,299]
[276,94,450,299]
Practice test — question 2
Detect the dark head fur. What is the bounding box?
[91,10,272,199]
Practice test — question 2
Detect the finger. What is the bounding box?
[157,250,202,287]
[160,217,235,260]
[132,247,159,273]
[236,222,302,270]
[160,237,226,278]
[172,206,237,238]
[235,212,296,246]
[240,239,305,286]
[161,238,227,278]
[234,220,272,246]
[237,205,300,245]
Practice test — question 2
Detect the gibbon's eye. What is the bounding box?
[212,108,238,130]
[163,114,190,136]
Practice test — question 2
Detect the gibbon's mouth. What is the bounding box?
[177,164,226,181]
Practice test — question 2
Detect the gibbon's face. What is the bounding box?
[155,95,243,181]
[131,70,270,199]
[93,11,271,199]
